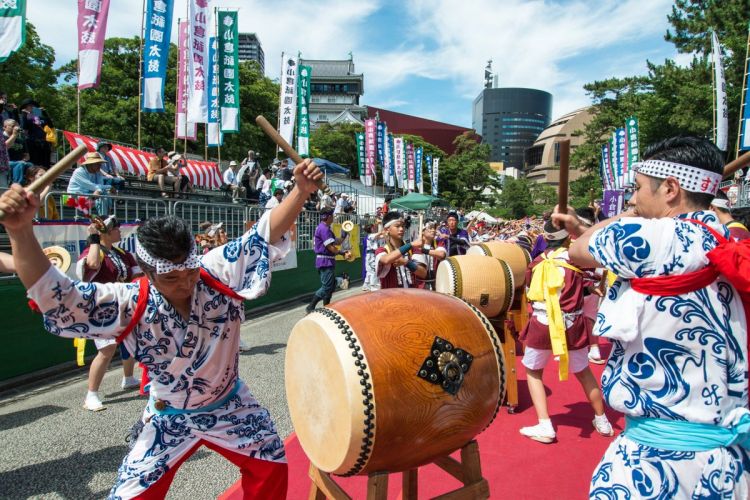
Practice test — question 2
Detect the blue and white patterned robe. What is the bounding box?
[588,210,750,499]
[27,212,290,499]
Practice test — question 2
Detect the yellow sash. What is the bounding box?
[527,248,582,381]
[73,338,86,366]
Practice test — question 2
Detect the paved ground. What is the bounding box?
[0,286,362,500]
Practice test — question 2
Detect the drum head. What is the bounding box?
[285,313,368,474]
[43,246,72,273]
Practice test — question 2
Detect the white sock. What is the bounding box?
[86,390,100,399]
[538,418,554,431]
[594,413,609,423]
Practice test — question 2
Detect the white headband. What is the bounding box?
[384,218,402,229]
[633,160,722,195]
[711,198,730,210]
[135,238,201,274]
[544,227,569,241]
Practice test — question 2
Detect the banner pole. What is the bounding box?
[137,0,145,150]
[736,23,750,160]
[184,0,188,155]
[173,16,179,153]
[76,86,81,135]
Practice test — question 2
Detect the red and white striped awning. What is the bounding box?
[63,131,223,189]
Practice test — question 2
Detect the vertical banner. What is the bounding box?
[355,132,365,180]
[393,137,404,189]
[626,117,639,185]
[415,146,423,194]
[297,65,311,156]
[608,136,617,189]
[0,0,25,63]
[206,37,222,146]
[406,142,415,191]
[425,153,433,189]
[77,0,110,89]
[600,144,611,190]
[388,134,395,188]
[142,0,174,111]
[432,157,439,197]
[187,0,210,123]
[376,122,386,167]
[711,31,728,151]
[364,118,376,187]
[278,53,298,146]
[382,125,391,187]
[217,10,239,133]
[175,21,197,140]
[602,189,624,218]
[615,128,626,188]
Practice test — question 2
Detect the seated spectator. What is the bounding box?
[265,188,284,211]
[168,152,192,197]
[4,119,30,185]
[96,142,125,192]
[147,147,179,197]
[19,98,53,168]
[317,189,335,212]
[223,160,246,203]
[67,152,113,215]
[335,193,354,214]
[24,166,59,220]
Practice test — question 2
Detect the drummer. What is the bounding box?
[412,221,446,291]
[375,211,427,288]
[437,211,470,256]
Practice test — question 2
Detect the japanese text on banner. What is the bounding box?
[142,0,174,111]
[278,53,298,146]
[186,0,211,123]
[297,65,311,156]
[218,10,239,133]
[77,0,110,89]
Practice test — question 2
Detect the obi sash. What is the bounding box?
[624,414,750,452]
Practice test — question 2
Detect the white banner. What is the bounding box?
[0,0,25,63]
[278,53,298,146]
[393,137,404,189]
[711,31,728,152]
[383,125,391,187]
[187,0,211,123]
[432,157,439,197]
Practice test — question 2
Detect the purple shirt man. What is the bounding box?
[314,215,337,269]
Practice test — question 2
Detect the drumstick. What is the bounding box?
[557,139,571,212]
[255,115,333,195]
[0,144,88,221]
[722,150,750,179]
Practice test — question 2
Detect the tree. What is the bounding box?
[491,177,533,219]
[0,23,61,122]
[309,122,364,177]
[439,132,497,208]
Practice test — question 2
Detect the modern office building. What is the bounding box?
[472,87,552,168]
[237,33,265,73]
[300,56,366,129]
[524,107,593,186]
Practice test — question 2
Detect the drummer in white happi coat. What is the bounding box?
[555,137,750,499]
[0,159,324,499]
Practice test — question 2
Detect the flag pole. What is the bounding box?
[76,34,81,134]
[173,16,179,153]
[735,23,750,160]
[711,32,717,146]
[184,0,188,156]
[137,0,146,150]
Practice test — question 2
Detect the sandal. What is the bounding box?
[161,192,169,198]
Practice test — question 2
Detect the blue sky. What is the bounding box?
[29,0,686,128]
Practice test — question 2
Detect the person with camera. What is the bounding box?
[0,92,19,123]
[167,152,192,197]
[76,216,142,411]
[19,98,53,168]
[223,160,246,203]
[96,141,125,192]
[3,118,30,186]
[148,147,180,198]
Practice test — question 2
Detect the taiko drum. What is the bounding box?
[467,241,531,289]
[435,254,515,318]
[285,289,505,476]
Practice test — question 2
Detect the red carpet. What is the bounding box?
[221,343,622,499]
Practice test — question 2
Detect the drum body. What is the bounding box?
[467,241,531,289]
[285,289,504,476]
[435,254,514,318]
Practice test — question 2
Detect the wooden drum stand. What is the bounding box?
[489,292,528,414]
[308,440,488,500]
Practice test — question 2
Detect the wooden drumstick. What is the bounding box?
[255,115,333,195]
[0,144,88,221]
[557,139,571,212]
[722,150,750,179]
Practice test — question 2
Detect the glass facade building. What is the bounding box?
[472,88,552,168]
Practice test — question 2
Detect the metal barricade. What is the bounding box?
[42,191,169,221]
[172,200,248,239]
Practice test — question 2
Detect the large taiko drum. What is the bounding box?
[285,289,505,476]
[468,241,531,289]
[435,254,514,318]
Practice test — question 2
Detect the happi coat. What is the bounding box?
[27,212,290,498]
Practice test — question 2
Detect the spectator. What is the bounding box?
[4,119,31,185]
[223,160,246,203]
[168,152,192,197]
[241,150,259,200]
[265,188,284,211]
[67,152,113,215]
[256,168,272,206]
[19,98,53,168]
[96,142,125,192]
[24,166,59,219]
[317,189,335,212]
[147,147,180,197]
[277,159,293,182]
[0,92,19,123]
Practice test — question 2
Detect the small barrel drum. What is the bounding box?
[285,289,505,476]
[467,241,531,289]
[435,254,514,318]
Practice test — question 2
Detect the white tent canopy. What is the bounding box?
[465,210,499,224]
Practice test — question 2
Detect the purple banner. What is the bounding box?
[77,0,110,89]
[364,118,376,187]
[602,189,624,218]
[175,20,197,140]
